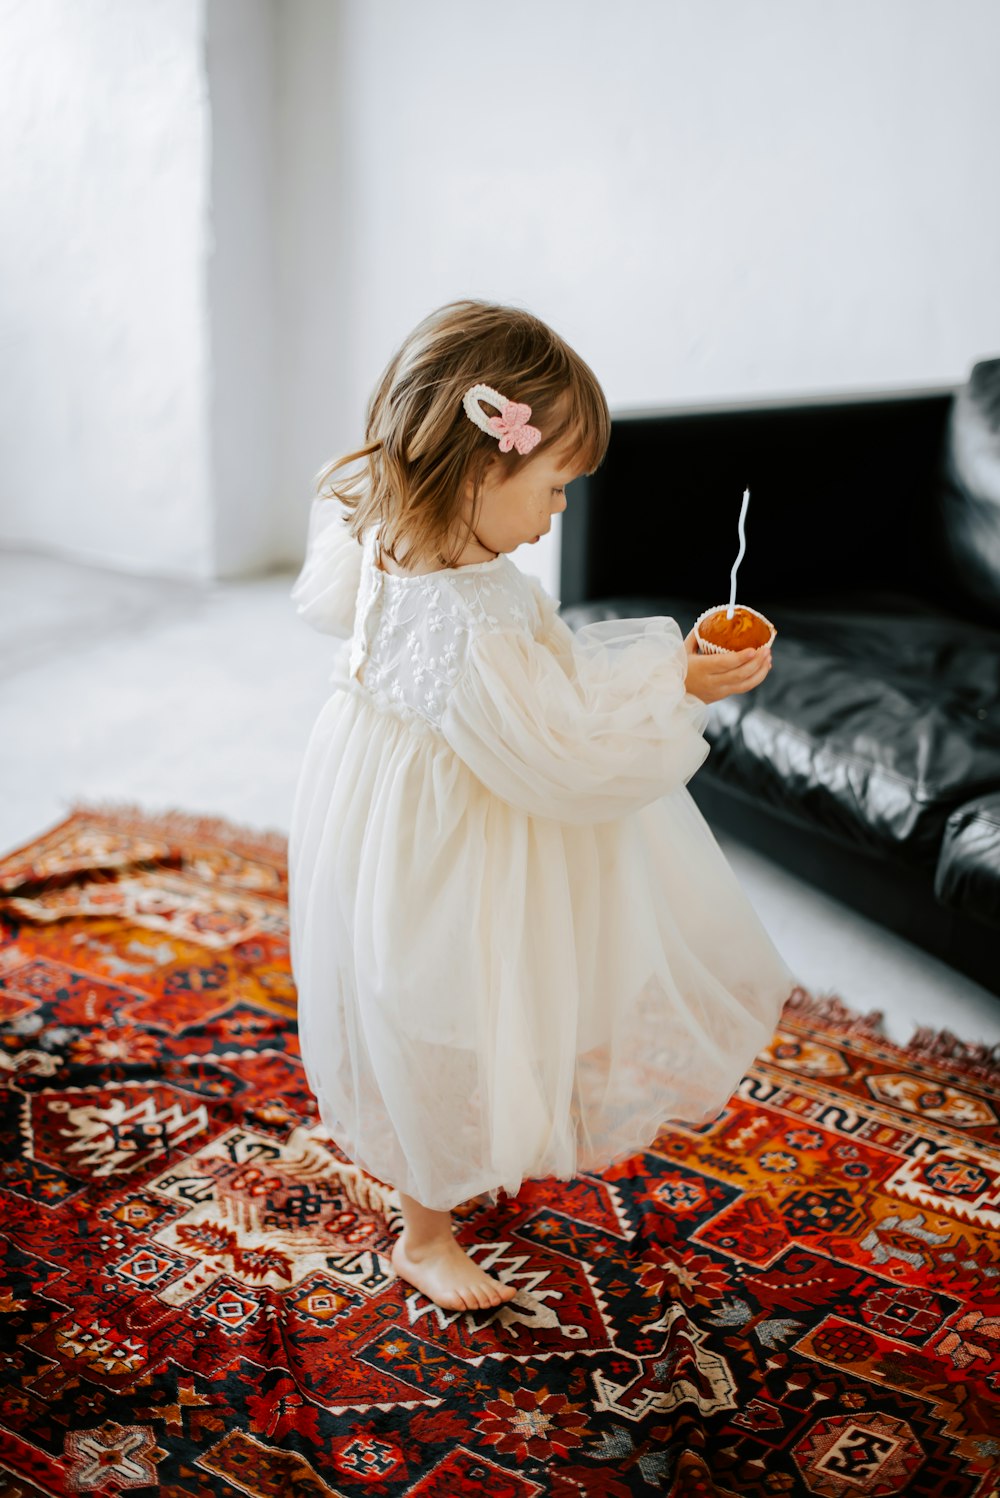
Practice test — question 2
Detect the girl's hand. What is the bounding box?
[682,626,772,704]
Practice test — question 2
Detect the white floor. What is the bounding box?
[3,547,998,1054]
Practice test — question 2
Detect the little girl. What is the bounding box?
[287,298,796,1315]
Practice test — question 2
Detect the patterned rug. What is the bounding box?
[0,802,998,1498]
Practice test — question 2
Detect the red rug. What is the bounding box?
[0,802,997,1497]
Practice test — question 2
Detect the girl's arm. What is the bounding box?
[439,603,712,825]
[290,497,363,638]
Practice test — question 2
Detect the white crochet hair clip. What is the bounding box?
[462,383,543,456]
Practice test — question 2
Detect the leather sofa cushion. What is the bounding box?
[932,356,1000,627]
[934,792,1000,928]
[560,592,1000,869]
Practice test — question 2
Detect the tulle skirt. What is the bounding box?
[288,663,799,1213]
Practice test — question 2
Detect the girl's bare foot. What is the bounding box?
[390,1228,517,1312]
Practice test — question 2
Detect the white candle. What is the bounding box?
[726,488,750,620]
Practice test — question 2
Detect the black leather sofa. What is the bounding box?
[558,361,1000,997]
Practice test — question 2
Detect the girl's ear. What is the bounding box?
[464,454,502,501]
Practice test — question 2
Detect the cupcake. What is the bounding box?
[694,603,776,654]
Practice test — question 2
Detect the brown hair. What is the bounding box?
[313,299,611,569]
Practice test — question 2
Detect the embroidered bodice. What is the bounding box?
[290,494,711,826]
[347,528,543,728]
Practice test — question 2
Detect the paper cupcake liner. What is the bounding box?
[694,603,777,655]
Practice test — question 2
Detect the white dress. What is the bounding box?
[287,496,798,1212]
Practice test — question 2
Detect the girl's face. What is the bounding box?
[463,447,586,555]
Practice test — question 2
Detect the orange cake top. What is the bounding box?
[699,607,772,651]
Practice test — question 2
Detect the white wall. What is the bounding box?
[0,0,214,577]
[276,0,1000,597]
[0,0,279,580]
[272,0,351,573]
[205,0,278,577]
[3,0,998,592]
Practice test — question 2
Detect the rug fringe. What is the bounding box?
[902,1023,1000,1070]
[61,797,289,859]
[781,986,887,1037]
[782,984,999,1081]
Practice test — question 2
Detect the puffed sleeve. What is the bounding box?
[290,496,364,637]
[439,584,712,825]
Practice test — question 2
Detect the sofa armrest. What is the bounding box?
[934,792,1000,931]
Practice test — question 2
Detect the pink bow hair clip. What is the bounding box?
[462,383,542,455]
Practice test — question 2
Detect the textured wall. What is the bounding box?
[278,0,1000,596]
[205,0,278,578]
[272,0,350,576]
[4,1,998,589]
[0,0,214,577]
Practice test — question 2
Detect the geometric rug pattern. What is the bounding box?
[0,801,997,1497]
